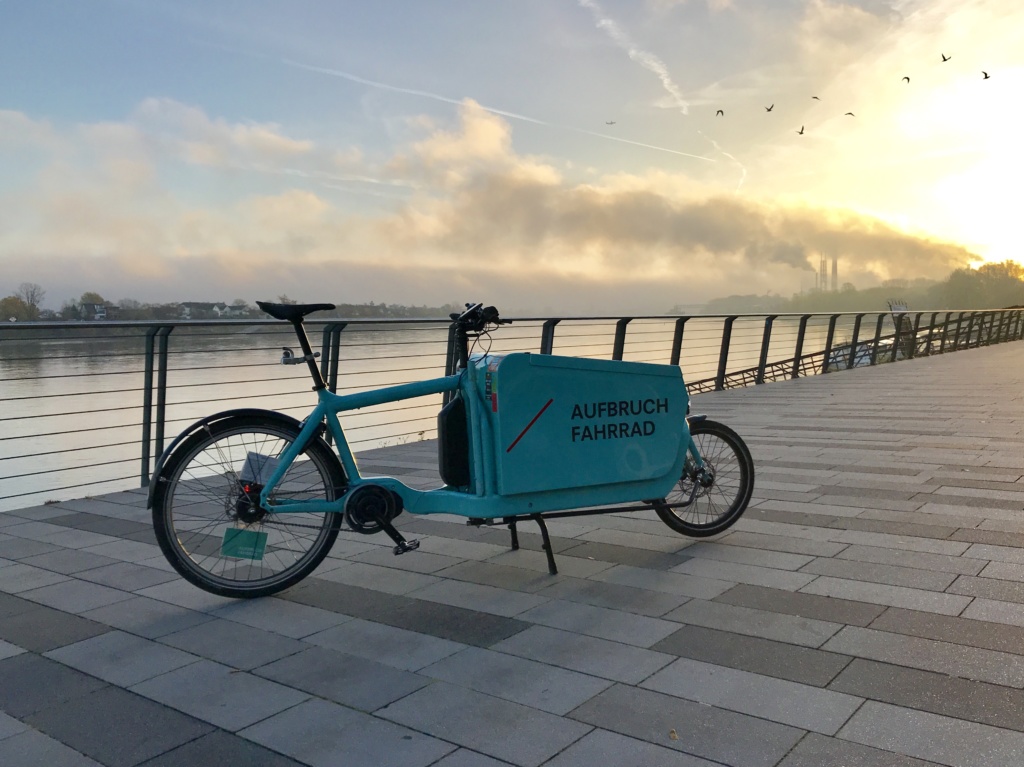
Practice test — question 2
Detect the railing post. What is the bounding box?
[938,312,952,353]
[716,316,736,390]
[539,319,561,355]
[153,326,174,467]
[140,326,159,486]
[890,312,904,363]
[669,317,689,366]
[756,315,776,384]
[320,322,347,393]
[443,322,459,405]
[847,313,864,370]
[910,312,923,358]
[790,314,812,379]
[612,318,631,361]
[870,314,885,365]
[1015,311,1024,341]
[821,314,839,373]
[998,310,1009,344]
[953,312,966,349]
[924,312,937,355]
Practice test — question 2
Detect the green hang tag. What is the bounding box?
[221,528,268,560]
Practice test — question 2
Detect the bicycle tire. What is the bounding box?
[654,418,754,537]
[152,413,346,598]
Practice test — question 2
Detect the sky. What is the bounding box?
[1,0,1021,314]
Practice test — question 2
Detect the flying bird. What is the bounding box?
[716,109,724,116]
[797,126,804,135]
[983,71,990,79]
[765,104,774,112]
[941,53,951,62]
[811,96,820,100]
[902,76,910,83]
[845,112,855,116]
[605,121,616,125]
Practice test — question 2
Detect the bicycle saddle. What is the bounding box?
[256,301,336,322]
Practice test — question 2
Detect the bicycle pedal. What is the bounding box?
[393,539,420,556]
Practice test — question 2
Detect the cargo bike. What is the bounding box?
[149,301,755,597]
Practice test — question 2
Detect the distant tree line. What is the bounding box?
[0,285,464,322]
[700,261,1024,315]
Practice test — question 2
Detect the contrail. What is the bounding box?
[577,0,748,189]
[578,0,689,114]
[283,59,713,162]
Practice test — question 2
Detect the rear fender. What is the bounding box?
[146,408,318,508]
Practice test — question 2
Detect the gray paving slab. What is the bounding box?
[670,556,819,591]
[839,700,1024,767]
[431,749,515,767]
[534,576,688,617]
[420,646,613,715]
[0,603,110,652]
[948,575,1024,605]
[18,548,120,575]
[130,659,310,731]
[544,728,718,767]
[868,606,1024,657]
[823,626,1024,688]
[569,683,804,767]
[590,563,735,599]
[73,561,178,591]
[241,697,456,767]
[0,562,71,593]
[46,630,200,687]
[157,617,307,670]
[0,640,24,662]
[25,686,213,767]
[683,540,815,570]
[378,681,591,767]
[486,547,615,578]
[492,625,674,684]
[555,540,693,570]
[0,729,105,767]
[799,575,972,616]
[778,732,943,767]
[211,595,351,638]
[641,657,863,734]
[137,730,306,767]
[835,544,986,576]
[665,598,843,648]
[517,598,681,648]
[798,557,958,591]
[406,578,550,617]
[80,594,215,639]
[713,583,886,626]
[253,645,430,711]
[305,616,466,671]
[0,711,27,741]
[652,624,852,686]
[18,577,136,614]
[0,537,63,560]
[830,658,1024,732]
[316,559,445,594]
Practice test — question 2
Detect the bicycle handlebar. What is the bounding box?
[450,302,511,332]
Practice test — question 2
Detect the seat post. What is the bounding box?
[291,320,328,391]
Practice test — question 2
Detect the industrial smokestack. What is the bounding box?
[831,256,837,292]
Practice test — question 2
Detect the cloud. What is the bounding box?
[133,97,314,168]
[0,98,978,312]
[578,0,690,114]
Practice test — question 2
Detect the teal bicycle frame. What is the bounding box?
[259,351,700,521]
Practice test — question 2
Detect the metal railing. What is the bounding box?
[1,307,1021,511]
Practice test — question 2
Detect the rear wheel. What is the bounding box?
[655,418,754,537]
[152,415,346,598]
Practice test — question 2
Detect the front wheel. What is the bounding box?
[655,418,754,538]
[152,414,346,598]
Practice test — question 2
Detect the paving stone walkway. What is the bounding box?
[1,342,1023,766]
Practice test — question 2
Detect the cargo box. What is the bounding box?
[474,353,689,496]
